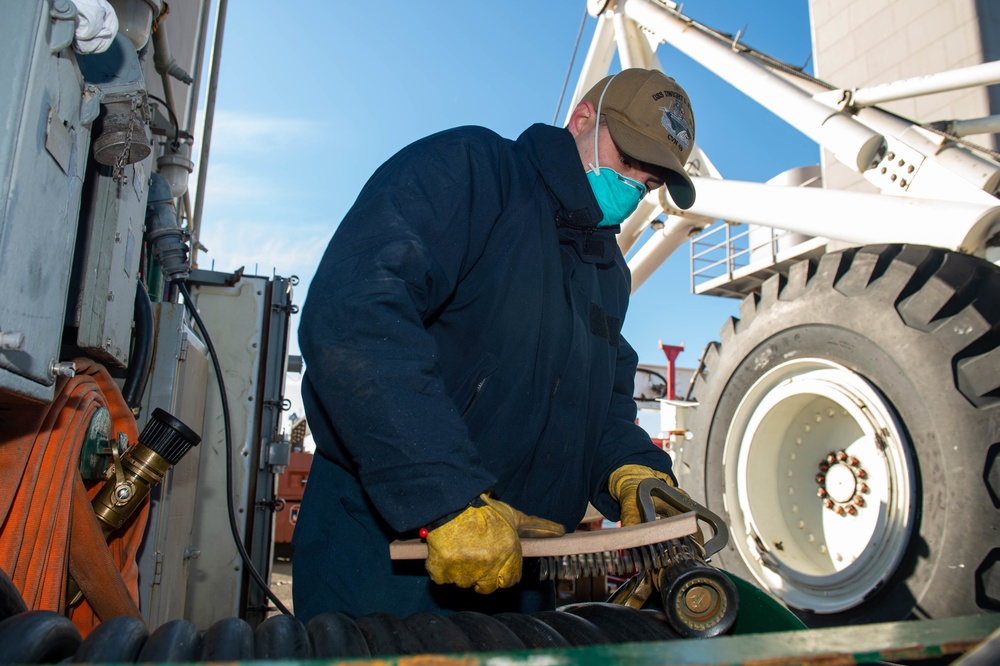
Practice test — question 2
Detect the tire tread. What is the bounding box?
[687,243,1000,623]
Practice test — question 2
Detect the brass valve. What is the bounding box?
[92,408,200,535]
[69,409,199,608]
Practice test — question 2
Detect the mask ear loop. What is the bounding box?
[593,73,619,175]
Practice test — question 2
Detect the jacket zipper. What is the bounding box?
[461,376,489,417]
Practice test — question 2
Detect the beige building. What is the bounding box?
[809,0,1000,191]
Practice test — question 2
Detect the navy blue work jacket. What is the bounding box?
[296,123,674,615]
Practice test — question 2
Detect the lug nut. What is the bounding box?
[819,461,830,472]
[857,469,868,479]
[823,499,834,509]
[847,506,858,516]
[854,496,866,507]
[849,456,860,467]
[836,451,848,461]
[826,454,837,464]
[836,506,846,516]
[817,488,828,498]
[860,484,870,494]
[816,474,825,484]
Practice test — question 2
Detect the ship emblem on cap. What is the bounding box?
[660,100,692,152]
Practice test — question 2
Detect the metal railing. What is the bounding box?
[690,222,806,292]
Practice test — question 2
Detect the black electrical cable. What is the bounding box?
[552,8,589,126]
[176,281,292,616]
[684,342,715,402]
[121,280,154,410]
[146,93,181,145]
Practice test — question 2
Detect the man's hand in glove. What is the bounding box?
[424,494,565,594]
[608,464,677,527]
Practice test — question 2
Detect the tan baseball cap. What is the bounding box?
[582,68,696,209]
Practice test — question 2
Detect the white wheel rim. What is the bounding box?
[723,358,915,614]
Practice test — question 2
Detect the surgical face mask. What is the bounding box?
[587,73,648,227]
[587,162,647,227]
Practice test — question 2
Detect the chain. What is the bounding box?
[112,95,140,184]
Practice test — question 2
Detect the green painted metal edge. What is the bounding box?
[726,571,807,634]
[564,613,1000,665]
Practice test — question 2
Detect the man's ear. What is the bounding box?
[566,100,596,139]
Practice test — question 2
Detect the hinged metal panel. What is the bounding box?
[135,302,210,629]
[71,153,153,366]
[0,1,91,401]
[183,271,293,628]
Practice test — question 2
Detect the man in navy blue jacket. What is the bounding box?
[294,68,697,620]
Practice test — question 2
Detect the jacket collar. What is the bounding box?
[516,124,604,229]
[516,124,621,264]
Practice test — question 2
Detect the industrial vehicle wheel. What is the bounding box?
[686,244,1000,625]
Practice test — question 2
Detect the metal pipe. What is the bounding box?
[146,173,190,282]
[617,197,661,256]
[779,67,1000,196]
[191,0,228,264]
[686,176,1000,254]
[562,13,617,126]
[932,114,1000,138]
[186,0,214,134]
[848,60,1000,108]
[182,185,202,266]
[152,27,179,132]
[152,18,193,134]
[152,19,193,87]
[612,9,657,70]
[622,0,886,173]
[628,215,707,292]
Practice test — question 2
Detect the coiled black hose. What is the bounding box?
[0,563,710,663]
[0,611,81,664]
[0,568,26,623]
[71,615,147,663]
[305,612,369,658]
[135,619,202,662]
[0,595,694,662]
[252,613,311,659]
[201,617,254,660]
[493,612,570,649]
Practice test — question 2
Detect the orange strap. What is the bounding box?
[0,359,147,636]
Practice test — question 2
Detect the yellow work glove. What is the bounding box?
[608,464,677,527]
[424,494,565,594]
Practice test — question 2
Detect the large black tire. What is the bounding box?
[686,245,1000,626]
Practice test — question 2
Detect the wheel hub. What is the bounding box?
[726,359,915,614]
[816,451,871,515]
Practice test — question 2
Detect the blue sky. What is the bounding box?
[195,1,818,413]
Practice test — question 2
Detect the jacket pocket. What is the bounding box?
[459,353,499,417]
